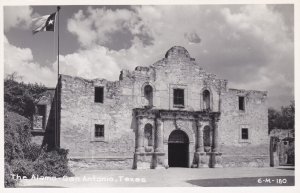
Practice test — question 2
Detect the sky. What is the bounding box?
[3,4,294,109]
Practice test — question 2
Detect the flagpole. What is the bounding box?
[56,6,61,148]
[57,6,60,79]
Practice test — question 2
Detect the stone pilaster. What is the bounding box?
[155,118,164,153]
[211,119,222,168]
[136,117,144,153]
[196,122,204,153]
[195,121,209,168]
[154,117,165,169]
[212,120,219,153]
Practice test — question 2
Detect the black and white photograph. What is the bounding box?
[1,0,297,190]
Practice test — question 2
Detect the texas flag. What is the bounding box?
[32,12,56,34]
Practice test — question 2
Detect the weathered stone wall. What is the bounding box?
[59,75,136,160]
[124,48,228,112]
[55,46,269,168]
[69,158,133,170]
[219,89,269,166]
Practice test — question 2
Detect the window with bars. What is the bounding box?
[95,124,104,138]
[36,104,46,129]
[173,88,184,107]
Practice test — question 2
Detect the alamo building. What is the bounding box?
[32,46,269,169]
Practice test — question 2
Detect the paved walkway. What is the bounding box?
[17,166,294,187]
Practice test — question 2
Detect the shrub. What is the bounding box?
[287,142,295,165]
[11,159,34,178]
[4,162,16,188]
[4,76,46,118]
[4,110,31,163]
[33,148,73,177]
[24,143,42,162]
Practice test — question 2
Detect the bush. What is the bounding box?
[4,110,31,163]
[33,148,73,177]
[287,142,295,165]
[24,143,42,162]
[11,159,35,179]
[4,162,16,188]
[4,76,46,118]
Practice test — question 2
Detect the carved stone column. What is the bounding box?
[153,117,165,169]
[212,120,219,153]
[195,120,209,168]
[196,122,204,153]
[211,118,222,168]
[155,118,164,153]
[136,117,144,153]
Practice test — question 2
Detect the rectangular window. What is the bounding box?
[95,87,104,103]
[37,105,46,129]
[241,128,248,139]
[239,96,245,110]
[173,88,184,107]
[37,105,46,116]
[95,124,104,138]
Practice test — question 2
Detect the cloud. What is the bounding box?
[4,34,121,87]
[4,36,57,86]
[59,46,121,80]
[4,5,293,108]
[65,5,293,108]
[67,6,149,49]
[4,6,33,31]
[184,32,201,44]
[218,5,294,107]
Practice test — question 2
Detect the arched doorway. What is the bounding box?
[168,130,189,167]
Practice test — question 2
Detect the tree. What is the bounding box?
[268,101,295,133]
[4,73,47,118]
[4,74,73,187]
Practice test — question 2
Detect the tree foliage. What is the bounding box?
[4,73,47,118]
[4,109,73,187]
[4,110,32,163]
[268,101,295,133]
[4,74,72,187]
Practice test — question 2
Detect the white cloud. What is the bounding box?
[4,34,121,86]
[221,5,290,46]
[4,6,33,31]
[4,5,293,108]
[66,5,293,108]
[4,36,57,86]
[184,32,201,44]
[67,6,140,48]
[58,46,121,81]
[219,5,294,107]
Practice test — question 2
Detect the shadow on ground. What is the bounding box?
[276,168,295,170]
[186,176,294,187]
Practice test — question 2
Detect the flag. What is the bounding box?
[32,12,56,34]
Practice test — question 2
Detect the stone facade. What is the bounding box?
[33,46,269,169]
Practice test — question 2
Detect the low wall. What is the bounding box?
[69,158,134,170]
[222,155,270,167]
